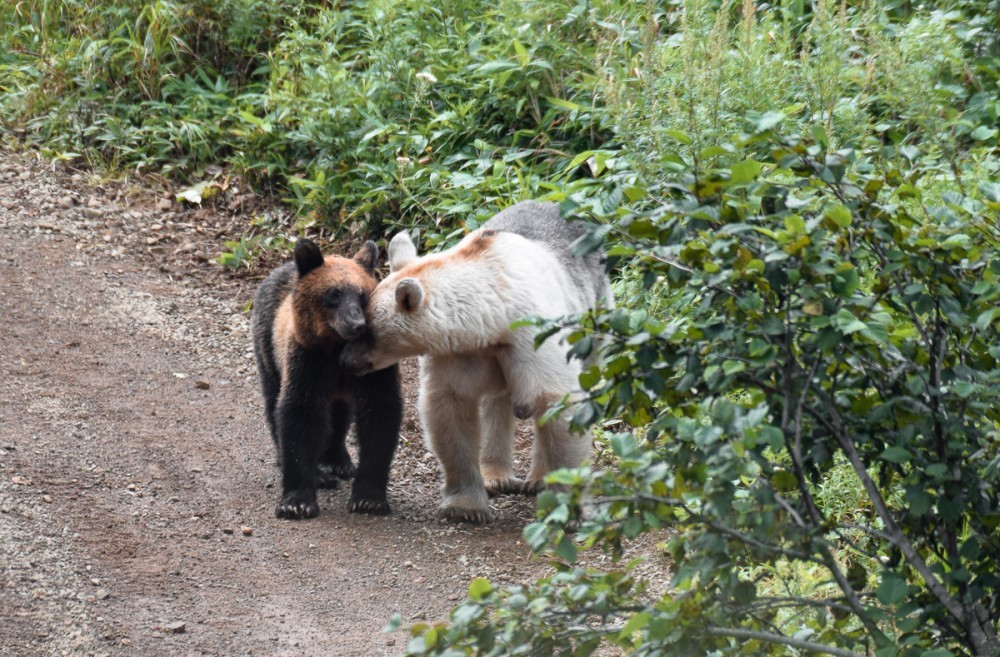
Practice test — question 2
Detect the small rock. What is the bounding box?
[156,198,172,212]
[42,495,53,503]
[96,589,110,600]
[221,527,234,535]
[11,476,32,486]
[160,621,186,634]
[240,526,253,536]
[194,380,210,390]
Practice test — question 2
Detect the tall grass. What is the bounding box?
[1,0,996,241]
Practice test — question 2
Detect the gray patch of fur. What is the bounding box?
[483,201,611,307]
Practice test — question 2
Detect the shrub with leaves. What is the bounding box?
[397,122,1000,655]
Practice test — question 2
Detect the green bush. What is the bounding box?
[390,3,1000,656]
[399,124,1000,657]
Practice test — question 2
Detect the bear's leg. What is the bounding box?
[419,374,492,523]
[347,365,402,515]
[256,354,282,447]
[525,413,592,494]
[317,400,354,488]
[479,393,523,496]
[274,397,329,519]
[497,340,577,422]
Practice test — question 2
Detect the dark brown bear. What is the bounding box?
[251,239,402,519]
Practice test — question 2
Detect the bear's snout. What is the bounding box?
[339,316,367,341]
[340,341,373,376]
[332,303,368,341]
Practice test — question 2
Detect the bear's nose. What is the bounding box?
[342,317,366,340]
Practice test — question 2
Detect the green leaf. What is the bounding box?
[475,60,518,75]
[784,215,806,235]
[617,611,651,640]
[468,577,492,601]
[881,446,911,464]
[730,159,762,184]
[834,309,867,334]
[975,308,999,331]
[523,522,548,551]
[824,203,853,228]
[877,572,908,605]
[512,38,530,67]
[979,181,1000,203]
[543,98,582,117]
[663,129,693,145]
[906,488,931,517]
[554,535,578,563]
[970,125,998,141]
[753,111,785,133]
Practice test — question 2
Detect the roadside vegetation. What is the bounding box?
[3,1,999,655]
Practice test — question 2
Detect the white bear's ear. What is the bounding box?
[388,232,418,273]
[395,278,425,313]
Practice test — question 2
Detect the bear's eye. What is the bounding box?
[323,289,342,307]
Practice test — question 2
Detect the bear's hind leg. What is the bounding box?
[525,413,592,494]
[274,399,328,519]
[317,400,354,488]
[348,366,402,515]
[479,393,523,496]
[257,356,282,447]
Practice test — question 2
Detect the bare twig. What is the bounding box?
[704,626,866,657]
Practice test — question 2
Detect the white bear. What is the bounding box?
[341,201,612,523]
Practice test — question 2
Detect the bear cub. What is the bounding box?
[251,239,402,519]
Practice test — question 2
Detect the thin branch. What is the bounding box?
[812,392,973,633]
[704,626,866,657]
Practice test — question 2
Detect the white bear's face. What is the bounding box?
[340,232,436,374]
[339,229,509,375]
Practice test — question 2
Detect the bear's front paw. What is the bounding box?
[437,505,494,524]
[275,490,319,520]
[485,477,526,497]
[315,465,343,490]
[439,488,492,523]
[348,495,390,515]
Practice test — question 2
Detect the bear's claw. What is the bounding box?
[437,505,494,524]
[348,496,391,515]
[485,477,526,497]
[275,490,319,519]
[522,480,545,495]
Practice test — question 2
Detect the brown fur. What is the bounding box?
[397,230,498,280]
[287,256,376,349]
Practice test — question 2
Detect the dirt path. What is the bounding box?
[0,151,547,656]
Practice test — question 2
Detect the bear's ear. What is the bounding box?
[353,240,378,275]
[293,239,325,276]
[395,277,425,313]
[388,231,418,273]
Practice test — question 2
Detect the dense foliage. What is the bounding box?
[3,1,999,655]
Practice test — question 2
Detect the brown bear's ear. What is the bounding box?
[294,239,325,276]
[353,240,378,275]
[395,277,424,313]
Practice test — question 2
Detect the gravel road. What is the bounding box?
[0,150,549,656]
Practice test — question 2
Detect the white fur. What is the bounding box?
[363,229,605,522]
